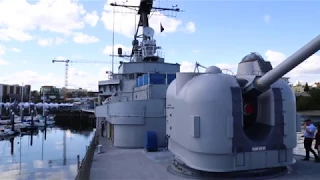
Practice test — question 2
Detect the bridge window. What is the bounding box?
[136,73,176,87]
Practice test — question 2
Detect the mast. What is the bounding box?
[110,0,181,62]
[21,83,24,102]
[112,5,115,73]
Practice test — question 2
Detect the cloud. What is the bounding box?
[55,37,67,45]
[0,70,63,90]
[71,54,83,60]
[84,11,99,27]
[0,45,5,54]
[0,59,8,65]
[54,56,67,60]
[0,45,21,54]
[101,0,185,38]
[191,49,199,53]
[0,65,112,91]
[37,38,53,46]
[37,37,67,46]
[11,48,21,52]
[69,67,112,90]
[0,45,8,65]
[0,0,95,41]
[73,32,100,44]
[0,28,33,41]
[184,22,196,33]
[264,50,320,76]
[264,15,270,23]
[180,61,196,72]
[103,44,131,55]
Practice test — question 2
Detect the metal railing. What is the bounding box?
[132,44,164,59]
[75,131,99,180]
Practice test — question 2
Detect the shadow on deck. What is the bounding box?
[90,137,320,180]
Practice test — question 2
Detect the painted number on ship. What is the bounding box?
[166,104,174,109]
[252,146,266,151]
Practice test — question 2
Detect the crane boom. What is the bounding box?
[52,59,113,99]
[52,59,108,64]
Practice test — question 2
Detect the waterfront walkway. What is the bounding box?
[90,137,180,180]
[90,136,320,180]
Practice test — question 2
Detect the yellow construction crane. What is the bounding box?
[52,59,114,99]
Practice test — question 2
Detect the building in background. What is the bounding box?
[312,82,320,88]
[0,84,31,102]
[66,88,88,98]
[292,84,305,94]
[40,85,62,101]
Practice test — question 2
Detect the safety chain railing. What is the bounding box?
[75,131,99,180]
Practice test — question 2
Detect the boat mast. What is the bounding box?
[112,5,115,74]
[21,82,24,103]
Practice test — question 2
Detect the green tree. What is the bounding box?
[30,90,41,102]
[297,88,320,111]
[304,82,310,92]
[2,95,10,102]
[66,92,73,98]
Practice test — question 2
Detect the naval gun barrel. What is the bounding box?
[257,34,320,90]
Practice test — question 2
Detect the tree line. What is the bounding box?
[296,83,320,111]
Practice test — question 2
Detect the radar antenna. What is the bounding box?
[110,0,182,62]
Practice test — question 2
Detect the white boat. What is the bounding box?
[39,116,55,126]
[45,120,55,126]
[0,120,11,125]
[20,120,45,127]
[35,120,45,127]
[18,116,52,128]
[16,122,38,132]
[48,115,55,122]
[0,128,17,137]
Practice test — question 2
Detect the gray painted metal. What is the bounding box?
[296,114,302,132]
[167,38,303,172]
[95,2,180,148]
[231,87,285,152]
[94,2,319,176]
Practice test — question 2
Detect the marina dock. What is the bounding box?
[0,127,95,180]
[53,109,96,128]
[0,103,97,179]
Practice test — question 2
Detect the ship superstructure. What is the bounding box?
[95,0,181,148]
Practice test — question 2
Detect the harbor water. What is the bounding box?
[0,126,94,180]
[0,124,310,180]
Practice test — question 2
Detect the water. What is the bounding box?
[0,125,307,179]
[0,127,95,180]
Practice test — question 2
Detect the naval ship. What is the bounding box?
[92,0,320,179]
[95,0,181,148]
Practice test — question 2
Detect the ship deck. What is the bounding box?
[90,134,320,180]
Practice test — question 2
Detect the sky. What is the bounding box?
[0,0,320,91]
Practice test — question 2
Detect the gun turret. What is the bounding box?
[243,34,320,95]
[167,33,320,174]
